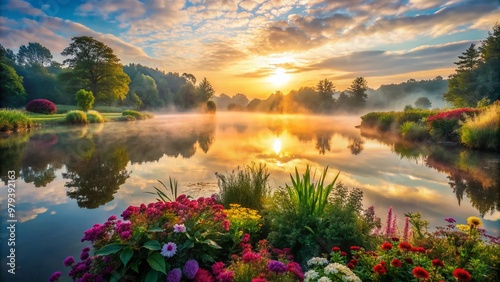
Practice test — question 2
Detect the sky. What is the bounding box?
[0,0,499,99]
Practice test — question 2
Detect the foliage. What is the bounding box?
[75,89,95,111]
[16,42,53,67]
[215,162,270,211]
[0,62,26,107]
[198,77,215,102]
[128,73,162,108]
[122,109,153,120]
[207,100,217,113]
[25,99,57,114]
[459,102,500,150]
[305,258,361,282]
[65,110,88,125]
[53,195,232,281]
[86,110,104,123]
[316,79,335,112]
[347,77,368,110]
[225,204,263,248]
[0,109,32,132]
[400,122,429,141]
[61,36,130,104]
[147,177,179,203]
[427,108,479,142]
[414,97,432,109]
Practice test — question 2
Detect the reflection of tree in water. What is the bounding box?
[448,172,499,217]
[315,130,332,155]
[0,132,30,184]
[347,138,364,155]
[21,165,56,188]
[198,123,216,153]
[63,146,131,209]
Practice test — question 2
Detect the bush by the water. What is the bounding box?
[0,109,32,132]
[460,102,500,150]
[25,99,57,114]
[86,110,104,123]
[361,109,434,132]
[215,162,270,211]
[122,109,153,120]
[65,110,88,124]
[427,108,479,142]
[400,121,429,141]
[75,89,95,111]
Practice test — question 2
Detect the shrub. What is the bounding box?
[75,89,94,111]
[65,110,88,125]
[122,110,153,120]
[215,163,270,211]
[86,110,104,123]
[427,108,479,142]
[459,103,500,150]
[0,109,32,132]
[207,100,216,113]
[25,99,57,114]
[400,121,430,141]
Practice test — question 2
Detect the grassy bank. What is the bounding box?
[360,103,499,150]
[0,109,33,132]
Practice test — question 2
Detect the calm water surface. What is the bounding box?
[1,113,499,281]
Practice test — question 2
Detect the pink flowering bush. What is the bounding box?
[52,194,232,281]
[25,98,57,114]
[426,108,479,141]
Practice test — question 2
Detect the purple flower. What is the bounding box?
[82,247,90,252]
[173,223,186,233]
[49,271,62,282]
[167,268,182,282]
[108,215,117,221]
[183,259,199,279]
[63,256,75,267]
[161,242,177,258]
[444,217,456,223]
[268,260,287,273]
[120,231,132,240]
[80,251,89,260]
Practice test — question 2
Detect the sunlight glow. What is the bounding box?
[269,68,290,86]
[273,138,282,154]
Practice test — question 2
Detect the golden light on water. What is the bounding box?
[273,137,282,154]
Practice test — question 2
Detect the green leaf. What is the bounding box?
[110,272,121,282]
[203,239,222,249]
[147,227,164,233]
[120,247,134,268]
[147,252,167,275]
[131,262,139,273]
[304,226,315,234]
[143,240,161,251]
[180,239,194,251]
[95,243,126,256]
[145,269,159,282]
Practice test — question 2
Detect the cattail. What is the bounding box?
[385,206,393,237]
[403,217,409,242]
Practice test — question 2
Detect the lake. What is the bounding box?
[1,112,499,281]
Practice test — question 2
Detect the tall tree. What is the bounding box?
[415,97,432,109]
[17,42,53,67]
[316,78,335,100]
[347,77,368,109]
[0,44,16,66]
[454,44,481,72]
[477,24,500,103]
[182,73,197,84]
[197,77,215,102]
[61,36,130,104]
[0,63,26,107]
[129,73,161,108]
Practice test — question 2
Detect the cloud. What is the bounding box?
[1,0,45,16]
[239,0,259,11]
[311,41,475,76]
[76,0,146,24]
[195,40,249,71]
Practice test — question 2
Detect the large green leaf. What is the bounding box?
[145,270,159,282]
[143,240,161,251]
[147,252,167,275]
[95,243,126,256]
[203,239,222,249]
[120,247,134,268]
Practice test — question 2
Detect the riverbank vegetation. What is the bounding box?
[50,164,500,281]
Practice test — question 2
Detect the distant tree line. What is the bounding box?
[0,36,215,110]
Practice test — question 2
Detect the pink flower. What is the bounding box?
[173,223,186,233]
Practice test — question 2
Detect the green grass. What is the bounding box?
[65,110,88,124]
[0,109,32,132]
[122,110,154,120]
[400,121,430,141]
[55,104,79,114]
[94,105,128,113]
[460,103,500,150]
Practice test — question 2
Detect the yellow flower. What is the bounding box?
[456,224,470,232]
[467,216,482,227]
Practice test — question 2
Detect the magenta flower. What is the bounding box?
[167,268,182,282]
[183,259,199,279]
[173,223,186,233]
[444,217,456,223]
[49,271,62,282]
[63,256,75,267]
[268,260,287,273]
[161,242,177,258]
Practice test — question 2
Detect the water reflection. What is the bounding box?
[361,127,500,217]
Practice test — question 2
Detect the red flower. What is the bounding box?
[350,246,361,251]
[331,246,341,252]
[340,252,347,256]
[373,264,387,274]
[453,268,472,282]
[381,242,393,251]
[349,259,358,266]
[398,242,412,250]
[391,237,400,242]
[412,267,430,279]
[391,258,402,268]
[432,259,444,268]
[347,262,355,269]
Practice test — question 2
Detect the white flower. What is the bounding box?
[307,257,329,266]
[324,263,340,275]
[318,277,332,282]
[304,270,319,282]
[173,223,186,233]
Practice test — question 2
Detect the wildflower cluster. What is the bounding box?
[426,108,478,124]
[225,203,264,245]
[304,255,361,282]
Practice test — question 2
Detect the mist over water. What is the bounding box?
[0,112,499,281]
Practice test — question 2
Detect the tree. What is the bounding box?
[197,77,215,102]
[0,44,16,66]
[75,89,95,111]
[316,78,335,100]
[207,100,216,113]
[182,73,196,84]
[61,36,130,104]
[347,77,368,109]
[0,63,26,107]
[455,44,481,72]
[477,24,500,103]
[415,97,432,109]
[129,73,161,108]
[17,42,53,67]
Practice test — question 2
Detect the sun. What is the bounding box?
[269,68,290,86]
[273,137,282,154]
